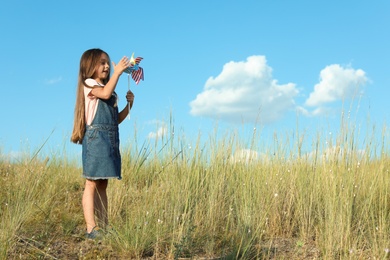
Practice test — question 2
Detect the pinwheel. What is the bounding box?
[124,53,144,118]
[124,53,144,84]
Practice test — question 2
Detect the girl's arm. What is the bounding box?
[91,57,130,99]
[118,90,135,124]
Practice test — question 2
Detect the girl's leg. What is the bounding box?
[94,179,108,228]
[82,179,97,233]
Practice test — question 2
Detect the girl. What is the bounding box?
[71,48,134,239]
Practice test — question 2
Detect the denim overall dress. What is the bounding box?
[82,93,121,180]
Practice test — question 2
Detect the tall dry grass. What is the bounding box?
[0,117,389,259]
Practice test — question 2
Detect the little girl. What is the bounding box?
[71,48,134,239]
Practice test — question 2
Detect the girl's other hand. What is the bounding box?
[112,56,130,76]
[126,90,135,104]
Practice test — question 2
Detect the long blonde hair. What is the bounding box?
[71,48,111,144]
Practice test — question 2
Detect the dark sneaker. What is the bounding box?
[85,226,103,240]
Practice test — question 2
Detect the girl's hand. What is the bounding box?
[112,56,131,76]
[126,90,135,104]
[118,90,135,123]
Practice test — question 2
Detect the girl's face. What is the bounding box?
[92,53,110,84]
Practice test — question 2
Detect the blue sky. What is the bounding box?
[1,0,389,161]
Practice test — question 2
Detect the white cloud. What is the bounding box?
[190,57,369,122]
[189,56,299,124]
[305,64,368,107]
[305,146,366,162]
[44,76,62,85]
[296,106,334,117]
[148,125,168,139]
[229,148,258,164]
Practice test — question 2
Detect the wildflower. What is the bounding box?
[274,193,278,197]
[385,248,389,254]
[158,219,163,224]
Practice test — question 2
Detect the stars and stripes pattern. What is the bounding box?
[125,55,144,85]
[131,66,144,85]
[134,57,142,64]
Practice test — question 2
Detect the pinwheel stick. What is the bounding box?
[124,53,143,120]
[127,73,131,119]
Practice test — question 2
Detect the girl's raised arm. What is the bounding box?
[91,56,130,99]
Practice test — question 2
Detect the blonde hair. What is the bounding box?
[71,48,111,144]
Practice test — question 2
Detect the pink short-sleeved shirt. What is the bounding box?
[84,79,102,125]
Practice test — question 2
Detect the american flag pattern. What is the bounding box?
[124,55,144,84]
[132,66,144,84]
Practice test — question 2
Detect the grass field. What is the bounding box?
[1,119,389,259]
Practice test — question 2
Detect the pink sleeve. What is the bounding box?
[84,79,99,125]
[84,79,98,98]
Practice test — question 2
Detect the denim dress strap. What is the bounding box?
[82,93,121,180]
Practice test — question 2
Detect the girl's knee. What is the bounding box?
[85,179,97,189]
[85,179,108,190]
